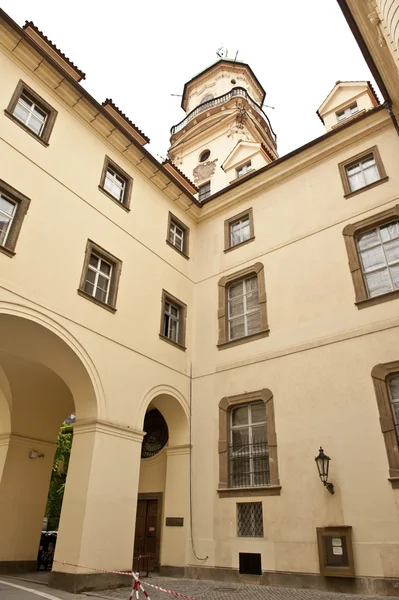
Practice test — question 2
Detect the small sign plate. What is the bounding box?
[165,517,184,527]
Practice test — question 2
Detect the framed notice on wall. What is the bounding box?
[316,526,355,577]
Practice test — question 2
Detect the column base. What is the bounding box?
[0,561,37,574]
[49,570,131,593]
[159,565,399,597]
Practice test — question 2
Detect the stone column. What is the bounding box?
[0,434,57,572]
[50,420,144,592]
[160,445,191,573]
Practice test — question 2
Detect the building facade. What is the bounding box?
[0,2,399,595]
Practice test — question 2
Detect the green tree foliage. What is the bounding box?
[45,424,73,522]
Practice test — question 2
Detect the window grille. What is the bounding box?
[229,402,269,488]
[237,502,264,537]
[357,221,399,297]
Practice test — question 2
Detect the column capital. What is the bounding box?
[73,419,144,443]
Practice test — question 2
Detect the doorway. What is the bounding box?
[134,493,162,572]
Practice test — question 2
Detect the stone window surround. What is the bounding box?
[224,207,255,253]
[166,212,190,259]
[78,239,122,313]
[98,156,133,211]
[218,388,280,498]
[159,289,187,351]
[338,145,388,199]
[342,204,399,307]
[217,262,269,349]
[5,79,58,146]
[0,179,31,258]
[371,361,399,489]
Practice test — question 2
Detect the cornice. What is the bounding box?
[0,11,199,216]
[198,107,391,221]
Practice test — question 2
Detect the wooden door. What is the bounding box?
[134,499,159,571]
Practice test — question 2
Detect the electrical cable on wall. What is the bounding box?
[189,362,209,561]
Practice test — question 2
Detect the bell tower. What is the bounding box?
[168,58,278,200]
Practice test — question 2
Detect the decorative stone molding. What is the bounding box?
[193,159,218,184]
[368,0,387,47]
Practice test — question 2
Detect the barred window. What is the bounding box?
[237,502,264,537]
[229,401,269,488]
[389,375,399,445]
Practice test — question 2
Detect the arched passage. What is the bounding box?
[0,311,99,575]
[136,389,190,573]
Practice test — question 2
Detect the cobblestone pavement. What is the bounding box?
[95,576,399,600]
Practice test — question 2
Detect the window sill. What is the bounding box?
[4,110,50,147]
[218,485,281,498]
[159,333,186,351]
[217,328,269,350]
[98,186,130,211]
[389,477,399,489]
[77,289,117,313]
[344,176,389,199]
[0,245,16,258]
[355,288,399,309]
[224,236,255,253]
[165,239,189,259]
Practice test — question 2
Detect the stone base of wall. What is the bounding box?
[0,561,37,574]
[49,571,131,593]
[159,565,399,597]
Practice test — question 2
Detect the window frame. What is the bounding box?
[218,389,280,497]
[371,361,399,488]
[166,212,190,258]
[338,146,388,198]
[0,179,31,258]
[5,80,58,146]
[198,181,211,202]
[159,289,187,350]
[99,156,133,210]
[217,262,269,349]
[224,208,255,252]
[336,102,359,122]
[78,240,122,312]
[236,162,252,178]
[342,205,399,307]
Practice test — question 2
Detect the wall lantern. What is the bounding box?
[315,447,334,494]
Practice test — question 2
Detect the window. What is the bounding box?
[99,157,132,209]
[0,180,30,257]
[237,502,263,537]
[336,103,359,122]
[5,80,57,145]
[218,263,269,348]
[230,402,269,488]
[371,361,399,488]
[224,208,254,251]
[167,212,189,257]
[78,240,122,311]
[343,205,399,305]
[338,146,387,197]
[198,181,211,202]
[236,162,252,178]
[218,389,280,497]
[199,149,211,163]
[160,290,187,349]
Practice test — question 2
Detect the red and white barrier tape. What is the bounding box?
[53,560,196,600]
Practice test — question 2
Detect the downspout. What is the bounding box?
[336,0,399,136]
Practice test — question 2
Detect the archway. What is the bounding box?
[0,312,99,574]
[135,389,190,573]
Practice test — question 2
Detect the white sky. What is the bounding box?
[1,0,377,159]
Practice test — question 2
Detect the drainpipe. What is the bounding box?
[336,0,399,136]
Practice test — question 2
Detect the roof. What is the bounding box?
[181,58,266,111]
[162,159,198,194]
[316,80,380,123]
[102,99,150,145]
[23,21,86,81]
